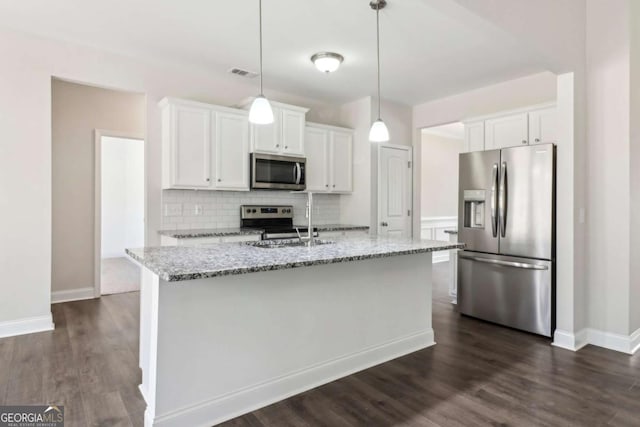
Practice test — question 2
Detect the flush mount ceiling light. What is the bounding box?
[310,52,344,73]
[368,0,390,143]
[249,0,274,125]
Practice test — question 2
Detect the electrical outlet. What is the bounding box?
[164,203,182,217]
[194,204,203,216]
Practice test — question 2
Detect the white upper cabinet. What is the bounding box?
[281,109,305,156]
[163,102,211,188]
[330,131,353,193]
[528,106,558,145]
[463,120,485,152]
[485,112,529,150]
[160,98,249,191]
[305,123,353,193]
[246,101,309,156]
[214,111,250,190]
[251,115,280,154]
[304,127,329,192]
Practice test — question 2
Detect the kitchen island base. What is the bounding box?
[139,252,434,427]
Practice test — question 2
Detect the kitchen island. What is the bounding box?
[127,237,463,427]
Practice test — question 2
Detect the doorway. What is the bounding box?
[95,132,145,296]
[419,122,464,244]
[377,144,412,237]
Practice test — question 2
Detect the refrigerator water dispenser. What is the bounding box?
[463,190,486,228]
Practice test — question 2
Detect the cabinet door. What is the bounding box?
[485,113,529,149]
[214,111,249,190]
[330,131,353,192]
[304,127,329,192]
[250,109,280,153]
[463,121,485,152]
[529,107,558,145]
[281,109,305,155]
[171,104,211,188]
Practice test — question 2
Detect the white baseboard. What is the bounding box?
[51,286,96,304]
[552,329,588,351]
[0,314,54,338]
[554,328,640,355]
[148,330,435,427]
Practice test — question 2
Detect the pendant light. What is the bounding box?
[369,0,390,142]
[249,0,274,124]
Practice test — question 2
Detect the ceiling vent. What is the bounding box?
[228,68,259,78]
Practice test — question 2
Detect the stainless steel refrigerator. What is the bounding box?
[457,143,555,337]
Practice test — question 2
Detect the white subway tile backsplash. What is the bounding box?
[162,189,341,230]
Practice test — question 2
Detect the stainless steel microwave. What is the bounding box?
[250,153,306,190]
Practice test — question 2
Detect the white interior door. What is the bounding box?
[379,146,411,238]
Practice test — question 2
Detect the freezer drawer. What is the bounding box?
[457,251,553,337]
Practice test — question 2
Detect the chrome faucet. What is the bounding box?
[295,192,314,247]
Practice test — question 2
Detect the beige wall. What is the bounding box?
[420,133,463,218]
[52,79,145,292]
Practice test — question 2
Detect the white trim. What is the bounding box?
[146,330,434,427]
[51,287,96,304]
[94,130,145,299]
[420,216,457,263]
[305,121,354,133]
[0,314,54,339]
[553,328,640,355]
[552,329,588,352]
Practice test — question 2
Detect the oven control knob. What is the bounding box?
[252,209,257,213]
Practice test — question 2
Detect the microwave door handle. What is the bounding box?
[491,163,498,238]
[499,161,507,238]
[295,162,302,185]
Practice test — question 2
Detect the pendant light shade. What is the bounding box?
[249,95,274,124]
[369,0,389,142]
[249,0,274,125]
[369,119,390,142]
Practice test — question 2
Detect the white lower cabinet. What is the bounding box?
[305,123,353,193]
[160,98,250,191]
[318,230,369,239]
[161,234,261,247]
[448,231,459,304]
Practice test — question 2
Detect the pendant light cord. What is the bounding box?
[376,3,381,120]
[259,0,264,96]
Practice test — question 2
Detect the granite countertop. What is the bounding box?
[159,224,370,239]
[126,237,464,282]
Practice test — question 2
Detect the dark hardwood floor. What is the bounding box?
[1,262,639,426]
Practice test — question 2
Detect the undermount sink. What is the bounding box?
[246,239,335,249]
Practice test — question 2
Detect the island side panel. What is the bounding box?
[151,252,433,427]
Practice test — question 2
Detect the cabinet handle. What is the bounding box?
[535,138,540,143]
[325,184,329,188]
[285,146,288,149]
[333,184,336,188]
[522,140,527,144]
[205,178,210,182]
[217,178,221,182]
[276,144,280,148]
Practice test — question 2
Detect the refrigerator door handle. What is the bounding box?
[491,163,499,238]
[458,254,548,270]
[499,161,507,237]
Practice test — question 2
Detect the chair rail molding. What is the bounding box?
[420,216,457,263]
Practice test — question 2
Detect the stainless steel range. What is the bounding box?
[241,205,318,240]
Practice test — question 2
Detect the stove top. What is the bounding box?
[240,205,318,240]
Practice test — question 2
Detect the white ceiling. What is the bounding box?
[0,0,550,105]
[421,122,464,140]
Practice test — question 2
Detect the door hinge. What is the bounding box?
[407,209,411,217]
[407,161,412,168]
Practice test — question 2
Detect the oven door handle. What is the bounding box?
[295,162,302,185]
